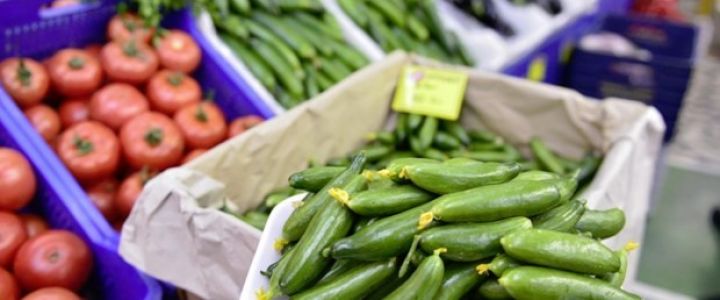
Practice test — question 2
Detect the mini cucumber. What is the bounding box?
[381,157,440,181]
[367,9,401,51]
[469,140,505,151]
[513,170,558,181]
[293,258,397,300]
[435,263,488,300]
[420,217,531,262]
[500,266,640,300]
[423,148,448,161]
[283,17,334,56]
[443,157,482,166]
[409,135,425,155]
[365,270,410,299]
[576,152,602,186]
[303,64,319,99]
[575,208,626,239]
[238,211,268,230]
[251,12,316,59]
[245,20,303,76]
[393,27,417,51]
[418,179,563,226]
[367,0,405,27]
[602,242,638,287]
[420,0,454,52]
[531,199,585,232]
[449,150,521,163]
[401,162,521,194]
[478,278,511,300]
[250,38,304,97]
[318,58,352,83]
[220,34,276,91]
[261,245,296,300]
[530,137,565,174]
[488,254,522,277]
[394,113,409,143]
[441,120,471,145]
[384,249,446,300]
[367,131,396,146]
[468,129,501,143]
[316,259,355,284]
[292,12,344,41]
[282,155,365,242]
[316,71,334,91]
[338,0,369,28]
[407,114,424,132]
[229,0,250,14]
[433,132,462,150]
[406,14,430,41]
[352,144,394,163]
[274,0,322,12]
[352,217,376,233]
[327,39,369,70]
[500,229,620,275]
[346,184,434,216]
[263,187,296,209]
[279,174,366,294]
[288,166,344,192]
[418,117,438,150]
[513,176,577,203]
[217,15,249,40]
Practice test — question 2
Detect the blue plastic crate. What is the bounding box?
[0,0,277,298]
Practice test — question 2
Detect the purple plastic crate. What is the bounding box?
[0,0,276,299]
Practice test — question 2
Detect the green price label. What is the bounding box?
[392,65,468,121]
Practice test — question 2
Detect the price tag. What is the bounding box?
[392,65,468,121]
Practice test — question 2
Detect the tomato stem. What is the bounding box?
[167,72,184,86]
[68,56,85,70]
[144,128,164,147]
[73,136,94,155]
[16,58,32,87]
[195,104,208,123]
[122,41,140,57]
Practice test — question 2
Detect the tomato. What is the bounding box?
[14,230,92,292]
[0,212,28,268]
[47,49,102,97]
[0,58,50,108]
[0,148,36,210]
[89,83,149,130]
[174,102,227,149]
[0,268,19,300]
[19,215,49,239]
[107,13,155,44]
[84,44,103,60]
[58,98,90,128]
[101,41,158,85]
[85,178,117,222]
[24,105,62,143]
[146,70,201,115]
[155,30,201,73]
[56,122,120,183]
[115,170,154,219]
[112,221,124,232]
[182,149,207,164]
[228,115,264,138]
[22,287,80,300]
[120,112,184,170]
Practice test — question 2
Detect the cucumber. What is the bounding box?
[575,208,626,239]
[367,0,405,27]
[395,113,409,143]
[500,229,621,275]
[318,58,352,83]
[419,217,532,262]
[478,278,512,300]
[274,0,322,12]
[435,263,487,300]
[327,39,369,70]
[316,259,355,284]
[488,254,522,277]
[294,259,397,300]
[418,117,438,150]
[576,152,602,186]
[293,12,344,41]
[316,71,334,91]
[441,120,471,145]
[251,12,316,59]
[402,162,521,194]
[288,166,344,192]
[433,132,461,150]
[423,148,448,161]
[283,17,334,56]
[279,174,366,294]
[217,15,249,40]
[406,14,430,41]
[448,150,522,163]
[407,114,424,131]
[219,34,276,91]
[303,64,320,99]
[500,266,640,300]
[469,140,505,151]
[245,19,303,76]
[602,242,638,287]
[530,137,565,174]
[263,187,296,209]
[229,0,250,14]
[381,157,440,181]
[531,199,585,232]
[384,249,446,300]
[367,9,401,51]
[249,38,304,97]
[238,211,268,230]
[338,0,369,28]
[346,184,434,216]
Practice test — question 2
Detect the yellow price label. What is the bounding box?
[392,65,468,121]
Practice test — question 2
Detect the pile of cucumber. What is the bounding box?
[208,0,369,108]
[339,0,474,66]
[243,110,638,299]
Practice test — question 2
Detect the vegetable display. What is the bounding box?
[0,10,264,229]
[340,0,473,66]
[240,102,638,299]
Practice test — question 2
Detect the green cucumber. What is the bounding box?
[346,184,434,216]
[419,217,532,262]
[352,144,393,163]
[250,38,304,97]
[318,58,352,83]
[500,266,640,300]
[288,166,344,192]
[418,117,438,150]
[602,242,638,287]
[274,0,322,12]
[316,71,335,91]
[500,229,620,275]
[406,14,430,41]
[217,16,249,40]
[283,17,334,56]
[435,263,488,300]
[394,113,409,143]
[238,211,268,230]
[433,132,462,150]
[251,12,316,59]
[530,137,565,174]
[367,9,401,51]
[401,162,521,194]
[327,39,368,70]
[293,12,344,41]
[220,34,277,91]
[367,0,405,27]
[441,120,471,145]
[263,187,296,209]
[384,248,446,300]
[531,199,586,232]
[478,278,511,300]
[303,64,319,99]
[380,157,440,181]
[423,148,448,161]
[449,150,521,163]
[575,208,626,239]
[407,114,424,132]
[469,140,505,151]
[487,254,522,277]
[316,259,355,284]
[338,0,369,28]
[468,129,501,143]
[293,259,397,300]
[245,19,303,76]
[576,152,603,186]
[229,0,250,14]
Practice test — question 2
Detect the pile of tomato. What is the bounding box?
[0,12,264,229]
[0,148,93,300]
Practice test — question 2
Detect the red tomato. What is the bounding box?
[22,287,80,300]
[84,44,103,60]
[115,170,154,219]
[228,115,264,138]
[0,212,28,268]
[112,221,124,232]
[14,230,92,292]
[174,102,227,149]
[182,149,207,164]
[0,148,36,210]
[58,98,90,128]
[0,268,19,300]
[107,13,155,44]
[19,215,49,239]
[89,83,149,130]
[0,58,50,108]
[85,178,117,222]
[120,112,184,170]
[100,41,158,85]
[47,49,103,97]
[24,105,62,143]
[56,122,120,183]
[146,70,201,115]
[155,30,201,73]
